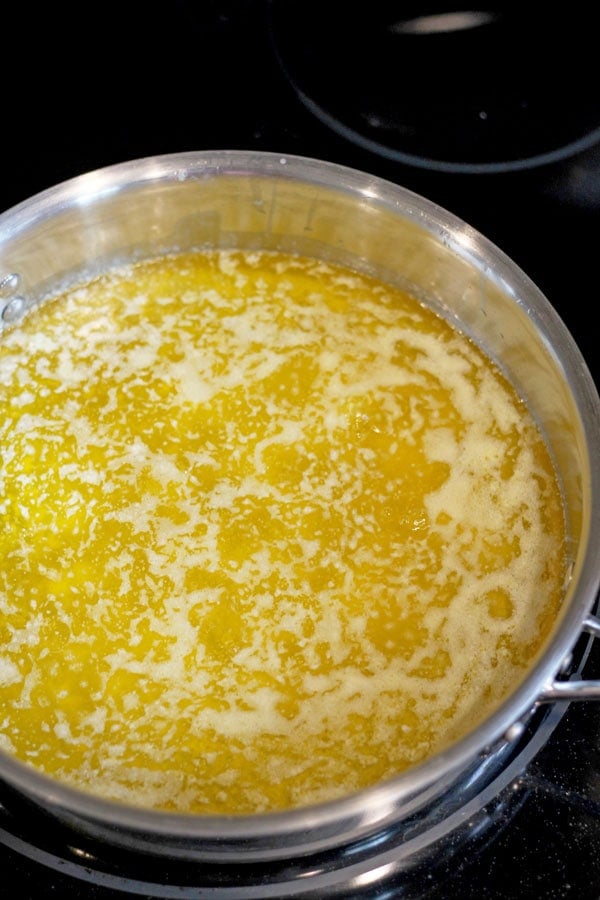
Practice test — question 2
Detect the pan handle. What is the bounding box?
[536,613,600,704]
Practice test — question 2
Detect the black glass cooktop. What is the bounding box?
[1,3,599,898]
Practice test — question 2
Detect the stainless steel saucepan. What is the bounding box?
[0,150,598,865]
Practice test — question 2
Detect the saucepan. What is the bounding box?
[0,150,598,865]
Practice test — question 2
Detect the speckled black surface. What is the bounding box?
[1,3,599,898]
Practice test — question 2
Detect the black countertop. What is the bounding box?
[1,3,599,898]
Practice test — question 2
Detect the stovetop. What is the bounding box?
[1,3,599,898]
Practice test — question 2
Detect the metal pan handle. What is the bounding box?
[537,613,600,704]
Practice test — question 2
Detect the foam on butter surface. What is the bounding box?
[0,250,566,813]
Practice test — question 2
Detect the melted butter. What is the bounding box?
[0,250,566,814]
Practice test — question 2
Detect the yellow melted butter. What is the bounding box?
[0,250,566,814]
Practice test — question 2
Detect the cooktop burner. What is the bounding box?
[266,2,600,174]
[1,2,599,898]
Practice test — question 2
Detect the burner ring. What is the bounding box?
[267,2,600,174]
